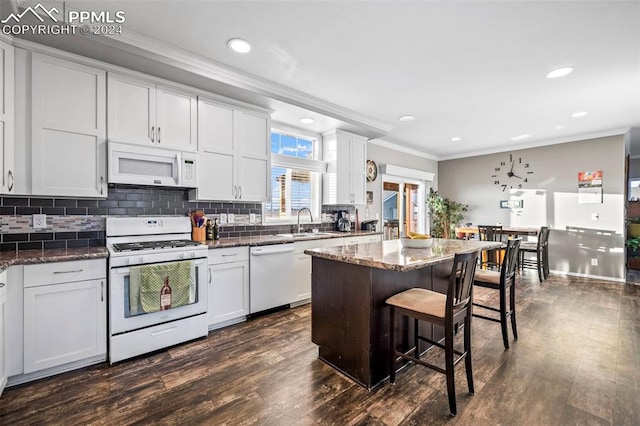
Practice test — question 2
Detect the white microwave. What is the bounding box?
[108,141,197,188]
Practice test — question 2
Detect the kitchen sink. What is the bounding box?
[276,232,333,238]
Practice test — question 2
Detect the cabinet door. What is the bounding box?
[23,279,106,374]
[156,86,197,151]
[0,275,7,396]
[195,98,236,200]
[350,137,367,205]
[31,54,106,197]
[294,253,312,303]
[198,98,234,153]
[208,262,249,327]
[107,73,156,145]
[0,41,14,195]
[236,111,270,202]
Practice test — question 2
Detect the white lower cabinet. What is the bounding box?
[343,234,382,245]
[293,240,328,305]
[0,269,7,396]
[22,259,106,376]
[208,247,249,330]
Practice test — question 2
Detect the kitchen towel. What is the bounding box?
[129,260,195,314]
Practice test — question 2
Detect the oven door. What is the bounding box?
[109,257,207,334]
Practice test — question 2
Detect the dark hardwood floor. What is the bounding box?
[2,271,639,425]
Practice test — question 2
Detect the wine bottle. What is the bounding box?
[213,218,220,240]
[160,276,172,310]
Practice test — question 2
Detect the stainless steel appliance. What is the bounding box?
[360,219,378,231]
[336,211,351,232]
[106,216,208,363]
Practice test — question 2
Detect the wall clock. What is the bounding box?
[366,160,378,182]
[491,153,534,192]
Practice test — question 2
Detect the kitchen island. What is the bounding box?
[304,238,502,390]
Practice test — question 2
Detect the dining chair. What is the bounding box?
[519,226,550,282]
[386,250,480,416]
[473,238,521,350]
[477,225,503,269]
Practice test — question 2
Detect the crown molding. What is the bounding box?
[438,127,630,161]
[368,138,439,161]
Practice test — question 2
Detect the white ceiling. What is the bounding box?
[18,0,640,159]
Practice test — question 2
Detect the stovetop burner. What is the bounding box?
[111,240,203,252]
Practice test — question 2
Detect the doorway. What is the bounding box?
[381,177,426,240]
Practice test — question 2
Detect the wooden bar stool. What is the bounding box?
[477,225,503,269]
[473,238,521,350]
[519,226,550,282]
[386,251,480,416]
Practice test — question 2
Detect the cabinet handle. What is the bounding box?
[151,126,155,142]
[158,127,161,144]
[53,269,83,274]
[208,267,212,284]
[8,170,14,192]
[101,281,104,302]
[0,283,5,288]
[100,176,104,195]
[239,186,242,199]
[233,185,238,199]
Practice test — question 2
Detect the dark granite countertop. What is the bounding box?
[0,247,109,272]
[305,238,503,272]
[0,231,382,271]
[202,230,381,249]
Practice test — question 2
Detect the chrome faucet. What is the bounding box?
[297,208,313,234]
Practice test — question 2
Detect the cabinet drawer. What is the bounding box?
[208,246,249,265]
[24,259,106,288]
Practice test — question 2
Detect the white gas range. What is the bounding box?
[106,216,209,364]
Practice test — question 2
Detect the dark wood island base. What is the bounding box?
[311,257,453,389]
[307,239,501,390]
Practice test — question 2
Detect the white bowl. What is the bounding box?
[401,237,433,248]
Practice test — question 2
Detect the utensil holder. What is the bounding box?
[192,226,206,242]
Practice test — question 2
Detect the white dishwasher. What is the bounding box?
[250,244,295,314]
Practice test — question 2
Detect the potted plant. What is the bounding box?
[628,217,640,238]
[626,237,640,257]
[426,189,469,239]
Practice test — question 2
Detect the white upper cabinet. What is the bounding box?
[31,53,107,197]
[323,129,367,205]
[191,96,270,202]
[0,40,14,194]
[107,73,197,151]
[236,110,270,202]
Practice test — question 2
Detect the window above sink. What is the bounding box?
[263,129,326,225]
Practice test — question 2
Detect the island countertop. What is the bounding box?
[304,238,502,272]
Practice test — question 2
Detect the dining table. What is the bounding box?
[455,225,539,239]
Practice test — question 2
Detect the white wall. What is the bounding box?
[438,135,626,281]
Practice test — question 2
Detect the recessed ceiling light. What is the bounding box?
[570,111,588,118]
[300,118,314,124]
[510,134,531,141]
[451,137,461,142]
[227,38,251,53]
[546,67,574,79]
[399,115,414,122]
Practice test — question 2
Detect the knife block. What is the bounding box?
[192,226,206,242]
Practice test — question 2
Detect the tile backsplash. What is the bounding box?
[0,185,355,252]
